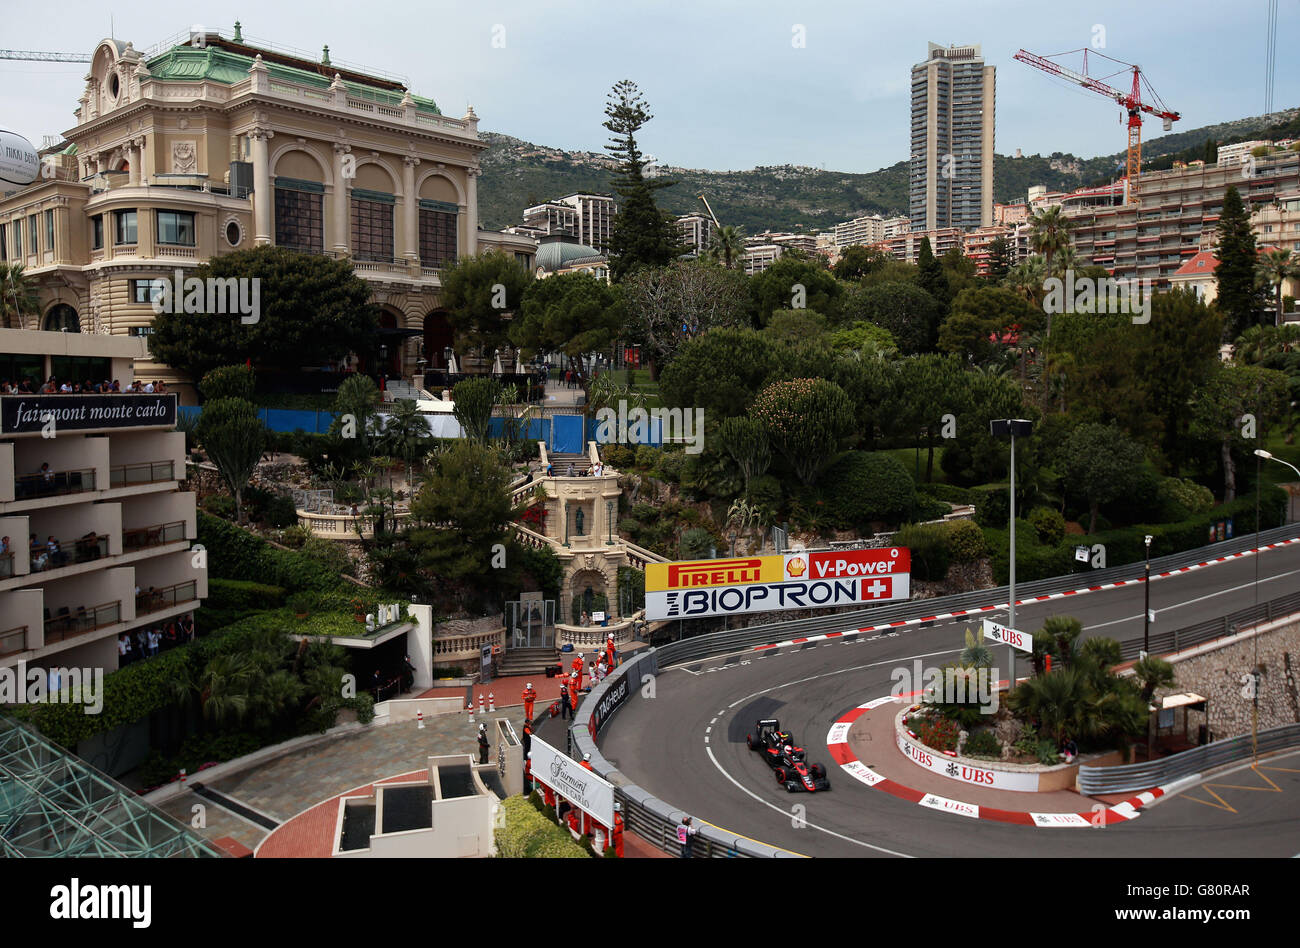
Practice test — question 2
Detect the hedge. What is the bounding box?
[987,487,1288,585]
[198,511,349,593]
[207,578,287,612]
[916,482,974,505]
[496,795,588,858]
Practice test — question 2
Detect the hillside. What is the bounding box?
[477,107,1298,234]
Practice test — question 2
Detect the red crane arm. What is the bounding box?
[1013,49,1179,122]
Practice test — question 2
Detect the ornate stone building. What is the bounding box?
[0,25,535,397]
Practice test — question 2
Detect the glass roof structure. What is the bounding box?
[0,716,223,857]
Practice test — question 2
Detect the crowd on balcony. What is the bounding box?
[0,377,169,395]
[28,531,106,571]
[117,613,196,666]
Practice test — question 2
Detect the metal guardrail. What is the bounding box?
[567,650,800,858]
[562,528,1300,857]
[1116,590,1300,660]
[651,525,1300,668]
[1078,723,1300,795]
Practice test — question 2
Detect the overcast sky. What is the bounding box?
[2,1,1293,173]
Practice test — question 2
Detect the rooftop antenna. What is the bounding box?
[110,14,114,39]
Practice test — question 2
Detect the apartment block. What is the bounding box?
[676,213,714,255]
[1066,151,1300,285]
[875,227,963,264]
[0,329,204,677]
[909,42,995,232]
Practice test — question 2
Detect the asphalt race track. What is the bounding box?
[599,540,1300,857]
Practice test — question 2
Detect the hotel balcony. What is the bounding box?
[0,429,183,513]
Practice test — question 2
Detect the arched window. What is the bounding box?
[43,304,80,333]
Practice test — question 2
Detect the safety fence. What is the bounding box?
[1078,723,1300,795]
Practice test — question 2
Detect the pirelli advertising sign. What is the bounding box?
[645,548,911,621]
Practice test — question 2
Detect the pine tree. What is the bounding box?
[917,237,950,307]
[1215,185,1260,338]
[603,80,686,282]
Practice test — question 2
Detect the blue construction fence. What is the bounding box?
[178,407,663,452]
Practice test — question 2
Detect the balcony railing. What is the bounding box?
[0,625,28,658]
[122,520,187,552]
[29,534,109,572]
[44,600,122,643]
[110,460,175,487]
[135,580,198,616]
[14,468,96,500]
[0,551,12,579]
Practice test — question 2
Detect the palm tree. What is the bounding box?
[379,399,431,479]
[0,262,38,330]
[1257,249,1298,327]
[959,627,994,669]
[711,225,747,270]
[1041,615,1083,666]
[1132,655,1176,703]
[1028,205,1071,276]
[1004,257,1047,305]
[1009,667,1091,746]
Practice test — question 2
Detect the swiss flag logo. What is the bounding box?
[861,576,893,600]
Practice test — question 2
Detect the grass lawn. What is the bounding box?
[604,368,664,409]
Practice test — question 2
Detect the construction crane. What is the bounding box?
[1014,48,1180,204]
[0,50,92,63]
[696,194,722,229]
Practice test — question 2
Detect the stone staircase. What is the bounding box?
[498,646,561,677]
[547,452,592,476]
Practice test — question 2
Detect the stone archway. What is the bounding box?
[42,304,80,333]
[567,567,609,625]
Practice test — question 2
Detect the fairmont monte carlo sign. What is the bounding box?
[0,394,178,434]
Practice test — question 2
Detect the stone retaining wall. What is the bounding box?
[1150,614,1300,740]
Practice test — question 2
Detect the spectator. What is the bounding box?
[118,633,132,665]
[478,723,490,764]
[580,611,589,628]
[401,654,416,692]
[143,380,155,393]
[164,621,178,650]
[372,669,382,700]
[148,628,161,657]
[155,380,167,394]
[566,462,574,477]
[559,682,571,720]
[1062,737,1079,764]
[181,613,196,642]
[40,463,54,487]
[0,535,8,554]
[135,629,148,657]
[676,815,699,858]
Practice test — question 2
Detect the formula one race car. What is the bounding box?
[745,718,830,793]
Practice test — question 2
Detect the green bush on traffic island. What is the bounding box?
[498,794,587,858]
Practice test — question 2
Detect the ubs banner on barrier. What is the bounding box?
[529,735,615,827]
[645,548,911,621]
[0,394,177,434]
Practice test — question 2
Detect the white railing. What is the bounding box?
[157,245,198,259]
[433,628,504,660]
[297,508,413,539]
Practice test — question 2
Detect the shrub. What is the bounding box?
[963,729,1001,759]
[913,713,960,752]
[971,485,1010,527]
[745,474,782,513]
[199,364,255,402]
[262,493,299,528]
[816,451,915,529]
[895,522,951,582]
[947,519,989,563]
[202,495,237,519]
[1158,476,1215,520]
[1028,507,1066,547]
[916,482,974,505]
[679,527,716,559]
[496,795,588,859]
[911,493,952,523]
[601,444,636,470]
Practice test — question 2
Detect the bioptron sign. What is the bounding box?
[645,548,911,621]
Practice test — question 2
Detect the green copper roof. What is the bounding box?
[145,44,441,114]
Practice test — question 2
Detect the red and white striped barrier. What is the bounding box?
[749,537,1300,654]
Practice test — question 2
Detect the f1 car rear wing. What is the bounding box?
[756,718,781,728]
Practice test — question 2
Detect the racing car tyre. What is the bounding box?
[811,763,826,780]
[774,767,787,783]
[746,734,756,750]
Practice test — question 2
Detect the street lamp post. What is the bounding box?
[991,419,1033,686]
[1142,534,1153,658]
